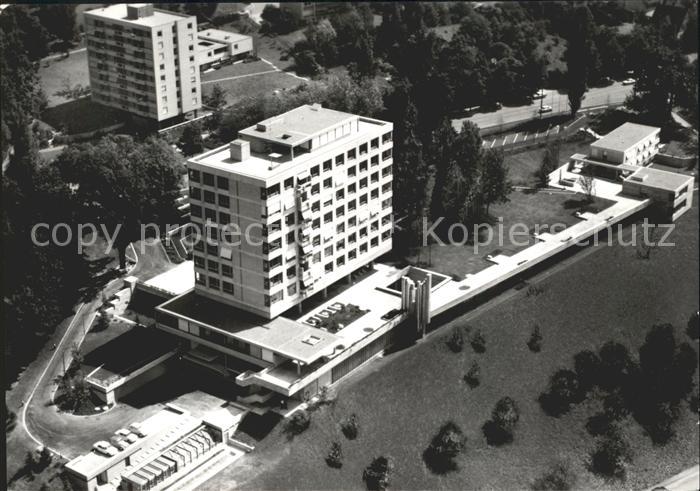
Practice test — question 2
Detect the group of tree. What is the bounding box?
[291,3,376,77]
[539,323,697,477]
[260,4,302,35]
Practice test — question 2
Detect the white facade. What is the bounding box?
[589,122,660,166]
[196,29,254,71]
[85,4,202,122]
[186,105,394,318]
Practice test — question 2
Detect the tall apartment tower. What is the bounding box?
[187,104,394,319]
[85,4,202,123]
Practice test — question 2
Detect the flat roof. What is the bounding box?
[85,4,191,27]
[198,28,250,44]
[570,153,640,171]
[143,261,195,296]
[158,290,343,364]
[66,407,197,478]
[238,104,358,147]
[191,117,389,182]
[591,123,659,152]
[625,166,694,191]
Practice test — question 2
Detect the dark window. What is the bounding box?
[203,172,214,186]
[217,176,229,190]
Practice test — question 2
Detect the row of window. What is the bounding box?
[196,232,391,298]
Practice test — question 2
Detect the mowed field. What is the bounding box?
[204,196,699,490]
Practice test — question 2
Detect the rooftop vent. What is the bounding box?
[126,4,154,19]
[230,140,250,162]
[256,117,283,133]
[302,334,322,346]
[630,174,647,182]
[310,103,322,111]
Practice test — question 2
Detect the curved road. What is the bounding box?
[6,240,172,480]
[452,82,634,132]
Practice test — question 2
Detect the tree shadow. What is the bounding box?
[482,420,513,446]
[422,447,458,475]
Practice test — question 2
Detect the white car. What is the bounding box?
[128,422,147,438]
[622,78,636,85]
[533,89,546,99]
[109,436,128,451]
[538,105,553,114]
[93,441,118,457]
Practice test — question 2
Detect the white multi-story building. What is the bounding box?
[186,104,394,319]
[589,122,660,166]
[85,4,202,123]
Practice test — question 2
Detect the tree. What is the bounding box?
[179,122,204,157]
[574,349,602,394]
[423,421,467,473]
[326,441,343,468]
[293,50,323,76]
[687,311,699,340]
[538,141,560,187]
[540,369,583,417]
[37,5,77,49]
[579,168,596,203]
[528,325,543,353]
[481,148,511,215]
[464,361,481,388]
[483,396,520,445]
[55,135,183,269]
[589,431,632,479]
[204,84,228,111]
[565,6,597,115]
[363,456,394,491]
[299,19,338,68]
[286,410,311,436]
[260,5,300,35]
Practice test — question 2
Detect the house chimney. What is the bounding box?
[230,139,250,161]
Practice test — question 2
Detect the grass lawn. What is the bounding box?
[505,139,592,187]
[41,97,127,135]
[201,70,304,106]
[38,50,90,107]
[205,198,699,491]
[201,60,277,85]
[254,30,306,70]
[409,188,614,279]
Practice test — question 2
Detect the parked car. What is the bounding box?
[381,308,402,321]
[622,78,636,85]
[93,441,118,457]
[128,422,147,438]
[538,105,553,114]
[109,436,128,451]
[597,76,613,87]
[533,89,546,99]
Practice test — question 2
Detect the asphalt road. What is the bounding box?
[452,82,634,132]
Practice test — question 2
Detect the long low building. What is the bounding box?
[196,28,253,71]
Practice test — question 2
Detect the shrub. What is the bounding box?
[532,462,576,490]
[95,310,110,331]
[286,410,311,436]
[326,441,343,468]
[423,421,466,474]
[483,397,520,445]
[470,329,486,353]
[341,413,359,440]
[527,325,542,353]
[589,431,632,479]
[447,327,464,353]
[463,361,481,388]
[363,456,393,491]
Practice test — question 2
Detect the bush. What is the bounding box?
[527,325,542,352]
[463,361,481,388]
[363,456,393,491]
[341,413,359,440]
[470,329,486,353]
[589,432,632,479]
[326,441,343,468]
[483,397,520,446]
[423,421,466,474]
[532,462,576,490]
[573,350,601,394]
[447,326,464,353]
[286,410,311,436]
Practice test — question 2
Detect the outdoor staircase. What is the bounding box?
[162,238,184,263]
